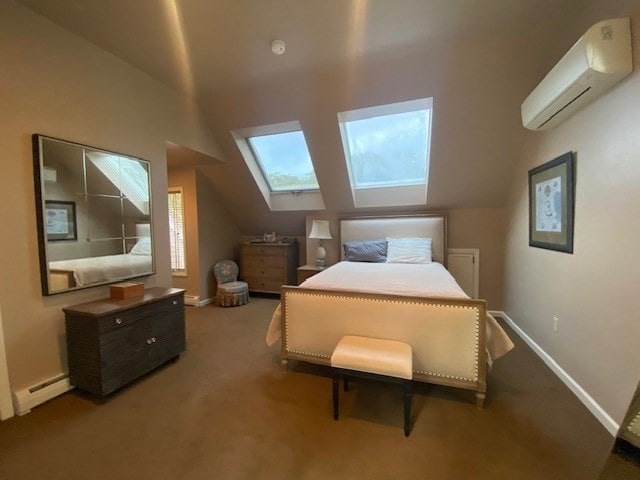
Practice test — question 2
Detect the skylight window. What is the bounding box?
[85,152,150,214]
[247,131,319,192]
[338,98,433,208]
[231,120,325,211]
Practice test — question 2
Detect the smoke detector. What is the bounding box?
[271,40,286,55]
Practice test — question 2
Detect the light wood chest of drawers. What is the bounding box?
[241,242,298,294]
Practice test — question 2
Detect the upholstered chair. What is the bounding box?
[213,260,249,307]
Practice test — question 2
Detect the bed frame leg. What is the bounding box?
[476,392,486,410]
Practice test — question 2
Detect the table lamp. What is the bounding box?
[308,220,332,268]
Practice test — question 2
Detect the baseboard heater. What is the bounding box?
[184,295,214,307]
[184,295,199,306]
[12,373,74,416]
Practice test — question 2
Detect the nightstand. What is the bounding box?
[297,264,323,285]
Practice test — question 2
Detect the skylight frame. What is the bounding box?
[338,97,434,208]
[231,120,326,212]
[245,130,320,193]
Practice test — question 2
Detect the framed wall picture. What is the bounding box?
[528,152,575,253]
[44,200,78,241]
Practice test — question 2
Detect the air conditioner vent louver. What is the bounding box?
[536,86,591,129]
[522,18,632,131]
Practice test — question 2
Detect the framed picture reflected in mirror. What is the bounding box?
[44,200,77,242]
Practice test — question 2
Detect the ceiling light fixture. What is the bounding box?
[271,39,286,55]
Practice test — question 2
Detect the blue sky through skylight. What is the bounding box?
[344,109,429,188]
[248,131,319,191]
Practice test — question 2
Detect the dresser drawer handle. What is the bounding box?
[147,338,152,344]
[152,337,156,343]
[115,318,122,325]
[172,300,178,305]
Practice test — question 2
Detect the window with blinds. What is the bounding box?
[168,188,186,274]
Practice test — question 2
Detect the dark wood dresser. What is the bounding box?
[63,287,185,398]
[241,241,298,294]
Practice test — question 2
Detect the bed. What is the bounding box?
[49,253,152,290]
[266,215,514,408]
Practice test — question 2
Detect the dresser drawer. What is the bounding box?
[242,265,285,280]
[244,276,285,293]
[97,295,183,333]
[242,255,286,269]
[242,245,287,258]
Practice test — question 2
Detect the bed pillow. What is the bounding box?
[343,239,387,262]
[130,237,152,256]
[386,237,432,264]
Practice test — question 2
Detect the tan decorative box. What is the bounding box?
[110,282,145,300]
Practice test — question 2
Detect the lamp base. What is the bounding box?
[315,245,327,269]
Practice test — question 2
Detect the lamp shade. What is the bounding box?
[308,220,332,240]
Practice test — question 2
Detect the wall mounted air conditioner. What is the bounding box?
[522,17,632,130]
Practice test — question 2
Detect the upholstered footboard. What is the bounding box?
[281,286,488,408]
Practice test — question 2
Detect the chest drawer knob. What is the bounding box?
[172,300,178,305]
[152,337,157,343]
[115,318,122,325]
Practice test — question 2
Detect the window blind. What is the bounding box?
[168,189,186,272]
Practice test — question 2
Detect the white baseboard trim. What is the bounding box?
[12,374,74,416]
[489,310,619,436]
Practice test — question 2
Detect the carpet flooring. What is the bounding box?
[0,297,614,479]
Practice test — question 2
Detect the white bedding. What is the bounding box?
[49,253,152,287]
[266,261,514,363]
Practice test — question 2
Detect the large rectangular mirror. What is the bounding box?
[33,134,155,295]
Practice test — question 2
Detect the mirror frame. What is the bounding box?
[32,134,156,296]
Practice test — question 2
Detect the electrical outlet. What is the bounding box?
[553,316,559,332]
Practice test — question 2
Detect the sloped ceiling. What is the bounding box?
[17,0,639,234]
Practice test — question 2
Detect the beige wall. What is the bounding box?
[448,208,506,309]
[304,207,506,310]
[167,167,201,297]
[195,171,242,300]
[503,10,640,423]
[168,166,241,301]
[0,2,222,391]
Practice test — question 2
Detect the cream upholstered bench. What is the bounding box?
[331,335,413,437]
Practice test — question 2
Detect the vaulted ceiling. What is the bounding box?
[18,0,639,234]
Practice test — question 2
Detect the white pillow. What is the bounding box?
[130,237,152,256]
[386,237,432,264]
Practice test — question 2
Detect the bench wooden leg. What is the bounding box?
[333,370,339,420]
[404,380,412,437]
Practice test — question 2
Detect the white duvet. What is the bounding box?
[266,261,514,363]
[49,253,152,287]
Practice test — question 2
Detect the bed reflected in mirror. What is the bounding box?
[33,134,155,295]
[598,380,640,479]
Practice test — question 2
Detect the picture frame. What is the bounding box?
[528,152,575,253]
[44,200,78,242]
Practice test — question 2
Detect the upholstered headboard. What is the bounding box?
[340,215,447,265]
